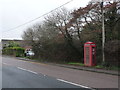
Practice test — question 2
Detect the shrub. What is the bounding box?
[105,40,120,66]
[2,47,25,57]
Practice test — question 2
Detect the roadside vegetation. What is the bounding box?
[22,1,120,68]
[67,62,120,71]
[2,1,119,70]
[2,41,25,57]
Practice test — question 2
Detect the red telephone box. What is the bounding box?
[84,41,96,66]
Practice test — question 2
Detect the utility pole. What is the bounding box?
[101,0,105,62]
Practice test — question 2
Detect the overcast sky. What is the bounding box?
[1,0,91,40]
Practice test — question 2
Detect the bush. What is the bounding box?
[105,40,120,66]
[2,47,25,57]
[32,39,82,63]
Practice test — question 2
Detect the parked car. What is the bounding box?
[25,50,35,56]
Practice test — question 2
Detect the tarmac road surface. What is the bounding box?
[2,56,119,88]
[2,65,86,88]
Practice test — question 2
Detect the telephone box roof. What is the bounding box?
[85,41,95,44]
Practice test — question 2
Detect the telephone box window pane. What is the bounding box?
[92,47,95,63]
[85,47,89,64]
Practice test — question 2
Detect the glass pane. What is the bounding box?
[85,47,89,64]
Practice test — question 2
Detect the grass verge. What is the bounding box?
[67,62,120,71]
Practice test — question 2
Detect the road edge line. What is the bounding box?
[17,67,38,74]
[2,63,10,65]
[57,78,93,89]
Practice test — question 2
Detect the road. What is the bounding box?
[2,56,119,88]
[2,65,83,88]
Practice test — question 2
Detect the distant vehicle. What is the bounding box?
[25,51,35,56]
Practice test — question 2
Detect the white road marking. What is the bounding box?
[57,79,92,89]
[17,67,38,74]
[2,63,10,65]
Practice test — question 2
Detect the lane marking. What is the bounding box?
[17,67,38,74]
[57,79,92,89]
[44,75,46,76]
[2,63,10,65]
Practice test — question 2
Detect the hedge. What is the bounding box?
[2,47,25,57]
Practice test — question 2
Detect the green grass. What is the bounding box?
[95,65,104,68]
[68,62,85,66]
[110,66,120,71]
[95,65,120,71]
[68,62,120,71]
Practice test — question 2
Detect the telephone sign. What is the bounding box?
[84,41,96,66]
